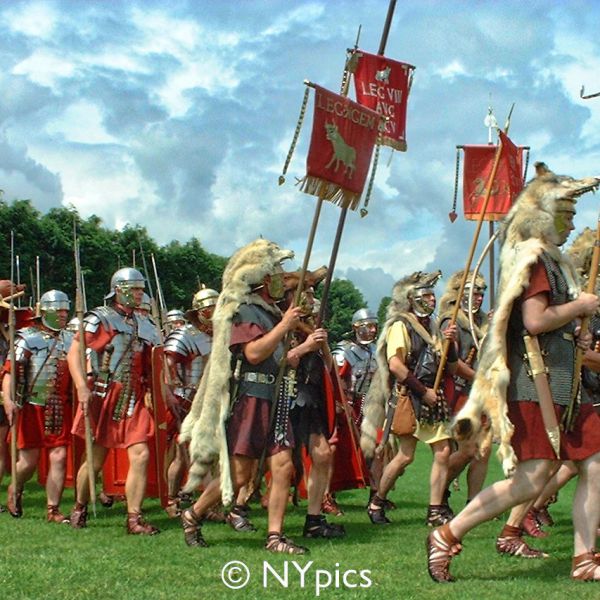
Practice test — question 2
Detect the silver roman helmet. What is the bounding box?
[166,309,186,327]
[352,308,377,344]
[105,267,145,307]
[185,285,219,329]
[39,289,70,331]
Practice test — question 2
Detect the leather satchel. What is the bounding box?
[390,384,417,436]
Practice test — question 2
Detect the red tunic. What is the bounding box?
[3,357,73,451]
[509,260,600,461]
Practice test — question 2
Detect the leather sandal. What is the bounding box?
[426,505,453,527]
[226,505,257,532]
[265,532,309,554]
[367,494,390,525]
[165,497,181,519]
[496,534,548,558]
[572,551,600,581]
[47,504,69,524]
[522,509,548,538]
[426,524,462,583]
[535,506,554,527]
[69,502,88,529]
[303,515,346,539]
[98,491,114,508]
[126,512,160,535]
[322,493,344,516]
[205,504,226,523]
[7,485,23,518]
[181,508,208,547]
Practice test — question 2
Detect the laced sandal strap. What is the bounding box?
[426,527,461,583]
[496,535,548,558]
[265,533,309,555]
[572,552,600,581]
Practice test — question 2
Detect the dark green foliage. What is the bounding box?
[320,278,366,344]
[377,295,391,326]
[0,198,228,310]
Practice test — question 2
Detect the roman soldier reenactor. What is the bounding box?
[67,267,160,535]
[2,290,74,522]
[162,286,216,517]
[333,308,380,513]
[361,271,458,526]
[438,271,490,506]
[282,269,346,539]
[177,238,309,554]
[426,163,600,583]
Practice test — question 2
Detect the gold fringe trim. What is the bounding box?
[297,175,361,211]
[381,136,406,152]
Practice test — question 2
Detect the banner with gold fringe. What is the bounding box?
[299,84,381,211]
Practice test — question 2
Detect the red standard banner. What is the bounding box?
[352,50,414,152]
[301,84,381,210]
[462,132,524,221]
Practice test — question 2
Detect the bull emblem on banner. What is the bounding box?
[325,122,356,178]
[375,65,391,84]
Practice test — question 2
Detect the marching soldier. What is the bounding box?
[361,271,458,526]
[2,290,74,522]
[162,286,216,517]
[333,308,380,513]
[178,239,309,553]
[68,267,160,535]
[426,164,600,583]
[438,272,490,507]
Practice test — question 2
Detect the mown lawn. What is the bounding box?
[0,444,598,600]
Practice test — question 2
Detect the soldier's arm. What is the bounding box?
[523,291,599,335]
[1,371,16,426]
[244,305,303,365]
[67,338,91,412]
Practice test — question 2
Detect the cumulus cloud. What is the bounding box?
[0,0,599,310]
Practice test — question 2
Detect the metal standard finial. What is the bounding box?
[483,99,497,145]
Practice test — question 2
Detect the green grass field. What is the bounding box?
[1,445,598,600]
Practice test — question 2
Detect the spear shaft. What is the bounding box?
[73,220,97,516]
[9,232,18,513]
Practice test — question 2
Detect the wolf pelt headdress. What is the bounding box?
[179,239,294,504]
[438,270,489,340]
[360,270,442,458]
[454,163,599,475]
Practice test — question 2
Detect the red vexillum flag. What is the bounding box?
[300,84,381,211]
[462,131,524,221]
[352,50,414,152]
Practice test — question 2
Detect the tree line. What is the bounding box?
[0,197,375,344]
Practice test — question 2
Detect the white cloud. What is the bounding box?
[4,0,58,39]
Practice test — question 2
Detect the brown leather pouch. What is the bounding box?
[390,384,417,436]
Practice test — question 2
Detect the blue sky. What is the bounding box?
[1,0,599,310]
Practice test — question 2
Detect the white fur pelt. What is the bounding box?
[453,240,579,475]
[179,239,292,505]
[361,271,441,458]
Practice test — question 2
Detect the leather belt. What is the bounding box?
[242,372,275,384]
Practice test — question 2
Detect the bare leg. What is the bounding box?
[429,440,451,505]
[572,451,600,556]
[533,461,577,510]
[449,458,555,540]
[266,449,293,534]
[75,444,107,504]
[376,434,417,501]
[0,424,8,489]
[125,442,150,513]
[46,446,67,506]
[167,442,189,498]
[307,433,332,515]
[466,445,491,500]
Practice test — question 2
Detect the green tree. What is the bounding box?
[377,296,391,327]
[320,278,366,345]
